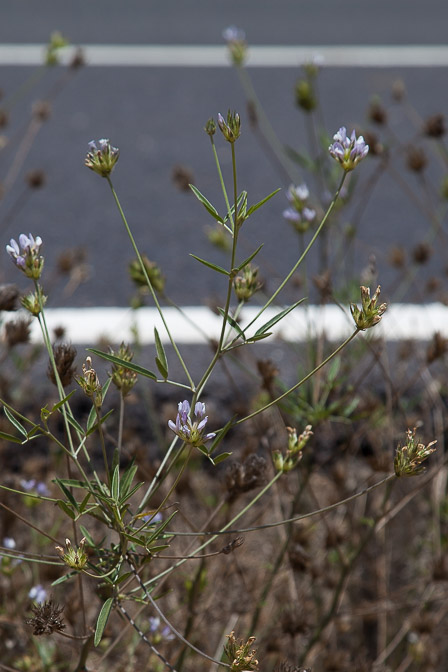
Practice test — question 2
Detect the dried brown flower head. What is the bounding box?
[26,169,46,189]
[32,100,51,122]
[423,114,445,138]
[48,343,77,387]
[426,332,448,364]
[225,454,267,501]
[406,146,427,173]
[0,284,19,311]
[257,359,279,393]
[412,242,432,264]
[368,98,387,125]
[4,316,32,347]
[172,164,194,191]
[388,246,406,268]
[26,599,65,636]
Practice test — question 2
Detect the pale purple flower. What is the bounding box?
[283,207,301,225]
[149,616,160,632]
[328,127,369,171]
[20,479,50,496]
[29,584,47,604]
[286,183,309,204]
[161,625,175,641]
[222,26,246,43]
[168,400,216,447]
[3,537,16,549]
[85,139,119,177]
[6,233,44,278]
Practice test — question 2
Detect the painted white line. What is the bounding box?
[0,44,448,68]
[2,304,446,345]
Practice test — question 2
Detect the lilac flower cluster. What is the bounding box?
[283,183,316,233]
[149,616,175,641]
[168,400,216,447]
[85,139,119,177]
[6,233,44,279]
[21,479,50,496]
[222,26,247,66]
[328,127,369,172]
[29,584,47,604]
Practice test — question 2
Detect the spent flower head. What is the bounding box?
[85,138,119,177]
[272,425,313,473]
[76,356,103,408]
[224,631,259,672]
[350,285,387,330]
[217,110,241,143]
[223,26,247,67]
[55,537,88,570]
[394,428,437,477]
[6,233,44,279]
[168,400,216,447]
[233,264,262,302]
[329,126,369,171]
[27,599,65,636]
[109,342,138,397]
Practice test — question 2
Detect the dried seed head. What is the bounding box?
[423,114,445,138]
[26,599,65,636]
[32,100,51,122]
[406,146,427,173]
[4,316,32,347]
[412,242,432,264]
[172,164,194,192]
[0,284,19,311]
[226,455,267,501]
[426,332,448,364]
[26,170,46,189]
[48,343,77,387]
[368,97,387,125]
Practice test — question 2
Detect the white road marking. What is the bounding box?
[0,44,447,68]
[2,304,445,345]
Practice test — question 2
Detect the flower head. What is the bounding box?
[223,26,247,66]
[329,127,369,171]
[55,537,88,570]
[29,584,47,604]
[350,285,387,330]
[217,111,241,143]
[283,183,316,233]
[85,138,119,177]
[394,428,437,477]
[233,264,262,302]
[6,233,44,279]
[168,400,216,447]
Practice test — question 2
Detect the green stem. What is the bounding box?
[106,177,194,390]
[238,171,347,339]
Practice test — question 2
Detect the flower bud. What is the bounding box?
[76,357,103,408]
[217,111,241,143]
[350,285,387,330]
[233,264,262,302]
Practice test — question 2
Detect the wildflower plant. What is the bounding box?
[0,48,442,671]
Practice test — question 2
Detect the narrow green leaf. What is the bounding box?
[56,479,89,489]
[0,430,23,444]
[245,332,272,343]
[65,413,85,436]
[154,327,168,378]
[87,349,157,381]
[254,298,306,336]
[51,390,76,413]
[190,254,230,276]
[236,244,264,271]
[78,493,91,515]
[145,510,177,545]
[210,452,232,465]
[57,500,76,520]
[86,409,114,437]
[120,461,138,498]
[52,571,77,586]
[54,478,79,512]
[246,188,281,217]
[196,444,210,457]
[189,184,223,222]
[115,571,133,585]
[207,416,235,455]
[119,481,144,506]
[217,308,246,341]
[3,407,27,437]
[94,598,114,647]
[111,465,120,501]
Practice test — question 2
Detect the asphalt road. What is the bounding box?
[1,1,448,310]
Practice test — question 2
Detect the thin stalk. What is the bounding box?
[112,393,125,471]
[94,405,110,486]
[236,171,347,339]
[107,177,194,389]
